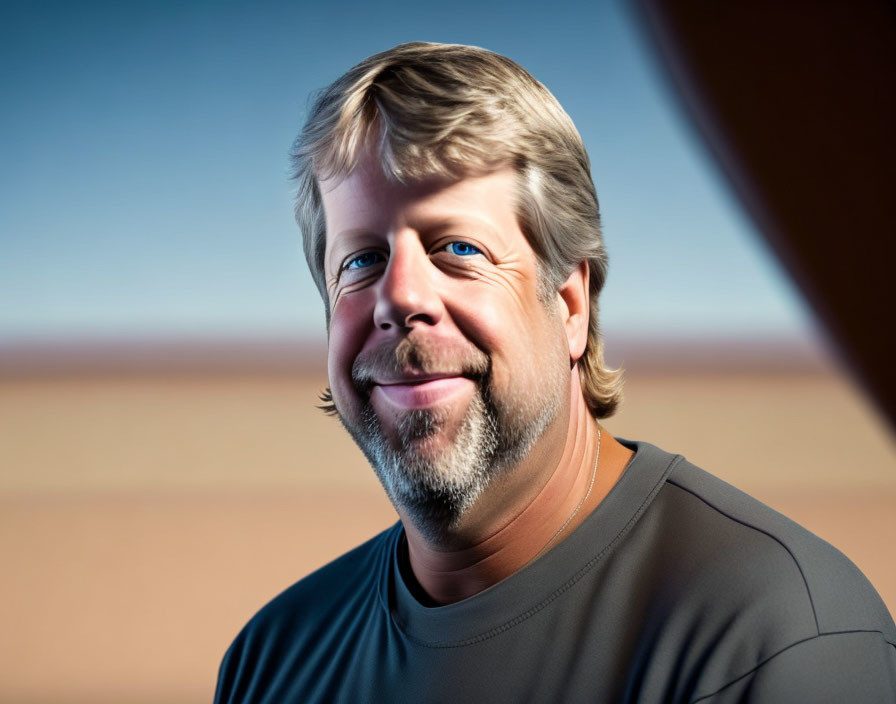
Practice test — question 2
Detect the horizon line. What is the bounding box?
[0,332,835,376]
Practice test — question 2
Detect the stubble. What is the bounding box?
[338,332,565,542]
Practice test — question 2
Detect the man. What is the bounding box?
[216,42,896,702]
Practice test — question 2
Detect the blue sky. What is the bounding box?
[0,0,814,345]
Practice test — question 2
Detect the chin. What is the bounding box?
[334,353,566,540]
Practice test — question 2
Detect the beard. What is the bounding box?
[336,333,566,542]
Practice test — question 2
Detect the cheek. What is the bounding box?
[486,299,566,381]
[453,295,547,384]
[326,295,373,407]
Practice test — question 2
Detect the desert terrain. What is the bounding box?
[1,359,893,703]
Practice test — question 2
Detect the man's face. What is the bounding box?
[320,157,572,532]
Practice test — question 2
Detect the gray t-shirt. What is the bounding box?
[216,440,896,702]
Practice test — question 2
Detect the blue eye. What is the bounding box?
[446,242,481,256]
[344,252,384,270]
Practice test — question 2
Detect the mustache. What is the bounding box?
[351,335,490,393]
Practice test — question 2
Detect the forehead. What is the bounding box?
[319,162,522,247]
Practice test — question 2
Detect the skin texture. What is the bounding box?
[320,155,633,604]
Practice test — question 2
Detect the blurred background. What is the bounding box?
[1,1,893,702]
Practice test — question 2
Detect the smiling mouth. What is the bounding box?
[372,375,476,410]
[375,372,465,386]
[351,334,491,403]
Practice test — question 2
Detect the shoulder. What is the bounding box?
[660,455,895,643]
[245,520,396,631]
[623,443,896,700]
[214,522,400,703]
[614,441,896,699]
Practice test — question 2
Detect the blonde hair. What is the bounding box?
[291,42,623,418]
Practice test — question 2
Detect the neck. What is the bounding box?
[398,377,633,605]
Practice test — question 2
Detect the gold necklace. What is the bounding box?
[534,427,601,559]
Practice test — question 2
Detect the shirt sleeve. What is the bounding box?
[697,630,896,703]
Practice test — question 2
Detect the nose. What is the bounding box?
[373,233,445,331]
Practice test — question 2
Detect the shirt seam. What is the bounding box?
[666,478,821,635]
[390,454,685,649]
[689,629,894,703]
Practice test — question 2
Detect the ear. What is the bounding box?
[556,260,590,365]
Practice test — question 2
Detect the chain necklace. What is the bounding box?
[534,426,601,560]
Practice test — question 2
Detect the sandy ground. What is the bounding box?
[0,368,893,702]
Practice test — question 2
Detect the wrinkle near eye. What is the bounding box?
[452,264,528,296]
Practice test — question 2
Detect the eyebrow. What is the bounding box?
[424,216,501,236]
[325,229,381,270]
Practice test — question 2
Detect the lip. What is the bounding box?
[371,375,475,410]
